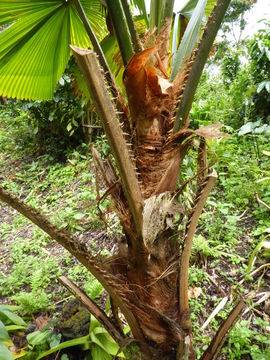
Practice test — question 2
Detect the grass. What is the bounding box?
[0,97,270,359]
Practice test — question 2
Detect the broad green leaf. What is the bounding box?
[254,124,270,135]
[0,321,9,343]
[91,346,112,360]
[74,31,125,101]
[72,64,90,101]
[257,81,265,93]
[101,35,124,87]
[0,1,57,25]
[90,332,124,357]
[238,120,261,136]
[246,239,270,274]
[170,0,217,71]
[239,122,253,135]
[179,0,202,18]
[0,308,26,326]
[0,342,13,360]
[170,0,207,80]
[123,325,130,335]
[204,0,217,17]
[90,315,100,332]
[92,327,108,336]
[36,335,90,360]
[5,325,26,332]
[0,306,20,312]
[0,0,106,100]
[27,330,52,347]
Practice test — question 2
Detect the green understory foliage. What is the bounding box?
[1,61,102,161]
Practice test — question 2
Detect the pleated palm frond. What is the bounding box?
[170,0,217,80]
[0,0,106,100]
[171,0,217,58]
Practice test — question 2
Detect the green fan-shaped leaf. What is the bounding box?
[0,1,57,26]
[73,32,125,101]
[0,0,106,100]
[101,35,124,88]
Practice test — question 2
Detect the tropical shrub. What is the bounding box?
[248,21,270,122]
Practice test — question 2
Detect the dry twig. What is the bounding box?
[59,276,126,345]
[202,297,228,330]
[201,299,244,360]
[255,191,270,211]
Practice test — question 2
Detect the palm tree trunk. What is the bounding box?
[71,44,214,359]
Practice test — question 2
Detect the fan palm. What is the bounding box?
[0,1,244,359]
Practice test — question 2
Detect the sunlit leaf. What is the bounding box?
[90,332,124,357]
[4,325,26,332]
[0,0,106,100]
[257,80,270,93]
[91,346,112,360]
[262,150,270,157]
[246,239,270,274]
[27,330,52,347]
[11,348,28,359]
[238,120,261,136]
[0,307,26,326]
